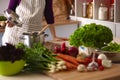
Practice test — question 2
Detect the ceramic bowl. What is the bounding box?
[0,60,25,76]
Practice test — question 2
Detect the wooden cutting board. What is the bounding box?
[47,64,120,80]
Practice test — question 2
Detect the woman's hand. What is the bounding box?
[53,37,69,41]
[0,21,6,27]
[6,21,14,27]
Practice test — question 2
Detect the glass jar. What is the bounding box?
[109,4,114,21]
[87,2,93,19]
[70,4,75,16]
[98,3,108,20]
[82,2,88,18]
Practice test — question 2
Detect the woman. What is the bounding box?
[2,0,66,45]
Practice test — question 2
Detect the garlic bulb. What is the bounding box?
[77,64,86,72]
[102,59,112,68]
[87,61,98,71]
[98,53,107,60]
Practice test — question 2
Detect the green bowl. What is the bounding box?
[0,60,25,76]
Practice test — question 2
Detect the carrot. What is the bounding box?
[57,53,79,66]
[76,58,86,64]
[64,60,77,70]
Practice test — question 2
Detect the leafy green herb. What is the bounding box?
[16,42,58,72]
[101,42,120,52]
[69,23,113,48]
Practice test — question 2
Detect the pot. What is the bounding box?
[21,25,49,47]
[21,31,48,47]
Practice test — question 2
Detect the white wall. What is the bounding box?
[0,0,9,45]
[0,0,9,15]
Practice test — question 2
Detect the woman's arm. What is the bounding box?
[44,0,68,40]
[44,0,56,39]
[44,0,54,24]
[6,0,21,27]
[8,0,20,11]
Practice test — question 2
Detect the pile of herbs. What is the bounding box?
[69,23,113,49]
[0,43,25,63]
[16,42,58,72]
[101,42,120,52]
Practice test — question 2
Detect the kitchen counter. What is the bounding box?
[0,72,54,80]
[0,64,120,80]
[47,64,120,80]
[0,39,120,80]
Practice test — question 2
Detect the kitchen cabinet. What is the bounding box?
[70,0,120,38]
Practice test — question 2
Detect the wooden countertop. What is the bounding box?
[0,73,54,80]
[47,64,120,80]
[0,64,119,80]
[43,19,79,27]
[54,19,79,26]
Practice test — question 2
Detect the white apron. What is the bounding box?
[2,0,45,45]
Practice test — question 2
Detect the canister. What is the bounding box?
[98,3,108,20]
[87,2,93,19]
[82,2,88,18]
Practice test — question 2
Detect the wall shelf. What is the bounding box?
[70,0,120,38]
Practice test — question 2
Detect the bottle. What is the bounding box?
[70,4,75,16]
[82,2,88,18]
[98,3,108,20]
[87,2,93,19]
[109,4,114,21]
